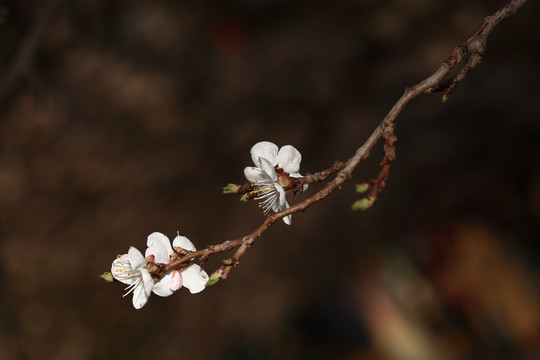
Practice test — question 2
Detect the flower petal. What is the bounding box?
[111,254,134,285]
[132,269,153,309]
[244,166,267,183]
[141,269,154,295]
[283,214,292,225]
[277,145,302,174]
[251,141,278,168]
[128,247,146,270]
[169,270,183,291]
[152,273,175,297]
[275,185,292,225]
[181,264,209,294]
[274,184,287,212]
[145,232,174,263]
[288,172,304,179]
[259,157,277,181]
[172,235,197,252]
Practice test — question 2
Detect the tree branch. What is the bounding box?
[159,0,527,283]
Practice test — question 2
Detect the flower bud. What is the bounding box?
[442,93,450,103]
[99,272,114,282]
[355,183,370,193]
[223,184,240,194]
[239,193,249,202]
[145,254,155,262]
[352,196,375,211]
[146,262,159,273]
[222,258,238,265]
[206,271,221,286]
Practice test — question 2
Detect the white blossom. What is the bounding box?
[145,232,209,295]
[111,247,154,309]
[244,141,306,225]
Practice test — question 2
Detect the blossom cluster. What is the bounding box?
[109,232,209,309]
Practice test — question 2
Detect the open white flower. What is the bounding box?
[111,247,154,309]
[244,141,306,225]
[145,232,209,295]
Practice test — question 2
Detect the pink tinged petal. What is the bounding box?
[277,145,301,174]
[181,264,209,294]
[172,235,197,252]
[152,273,174,297]
[145,232,174,263]
[251,141,278,168]
[132,269,153,309]
[169,270,183,291]
[259,157,277,181]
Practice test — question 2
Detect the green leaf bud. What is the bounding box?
[352,197,375,211]
[223,184,240,194]
[355,183,370,193]
[442,93,449,103]
[99,272,114,282]
[206,271,221,286]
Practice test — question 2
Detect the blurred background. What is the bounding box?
[1,0,539,359]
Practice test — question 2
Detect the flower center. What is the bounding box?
[277,173,291,189]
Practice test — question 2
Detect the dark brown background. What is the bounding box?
[1,0,539,359]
